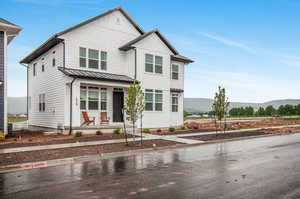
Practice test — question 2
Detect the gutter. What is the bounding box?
[62,40,65,69]
[69,77,77,135]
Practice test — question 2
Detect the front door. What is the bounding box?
[113,91,124,122]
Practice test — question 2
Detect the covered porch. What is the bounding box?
[59,67,135,130]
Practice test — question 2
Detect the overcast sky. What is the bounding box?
[2,0,300,102]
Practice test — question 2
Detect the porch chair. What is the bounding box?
[100,112,110,124]
[81,111,95,126]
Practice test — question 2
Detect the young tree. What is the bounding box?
[124,81,145,145]
[212,86,230,134]
[265,105,276,116]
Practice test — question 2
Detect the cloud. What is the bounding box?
[198,32,256,54]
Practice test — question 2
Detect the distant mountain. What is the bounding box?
[8,97,27,115]
[184,98,300,113]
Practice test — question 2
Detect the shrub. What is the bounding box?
[96,130,103,136]
[75,131,82,137]
[0,132,5,141]
[113,128,121,134]
[156,128,162,133]
[168,127,176,132]
[180,125,186,130]
[143,128,150,133]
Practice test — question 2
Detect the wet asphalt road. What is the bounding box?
[1,133,300,199]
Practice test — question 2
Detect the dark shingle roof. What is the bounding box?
[171,54,194,63]
[58,67,135,83]
[170,88,184,93]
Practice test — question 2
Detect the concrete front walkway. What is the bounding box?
[1,124,300,154]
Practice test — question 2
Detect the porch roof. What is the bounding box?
[58,67,135,84]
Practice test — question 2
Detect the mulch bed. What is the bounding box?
[0,139,180,166]
[180,127,300,141]
[150,129,216,136]
[0,131,135,149]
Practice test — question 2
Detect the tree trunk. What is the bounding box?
[224,115,227,134]
[122,109,128,146]
[214,115,218,137]
[132,120,136,144]
[140,114,143,145]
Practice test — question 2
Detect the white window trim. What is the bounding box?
[80,86,108,111]
[80,47,108,71]
[145,53,163,75]
[38,93,46,112]
[171,64,179,80]
[171,93,179,112]
[145,89,163,112]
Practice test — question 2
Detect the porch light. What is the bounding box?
[0,81,3,86]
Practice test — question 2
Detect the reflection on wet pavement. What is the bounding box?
[1,133,300,198]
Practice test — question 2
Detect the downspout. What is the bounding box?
[62,40,65,69]
[20,63,28,122]
[69,77,77,135]
[134,47,137,80]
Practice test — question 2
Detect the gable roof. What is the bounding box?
[20,6,144,64]
[0,18,22,44]
[119,29,194,63]
[119,29,179,55]
[58,67,135,83]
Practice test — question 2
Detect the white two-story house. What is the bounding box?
[20,7,193,133]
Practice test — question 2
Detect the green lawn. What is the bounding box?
[8,118,27,123]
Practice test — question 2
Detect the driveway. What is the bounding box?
[1,133,300,199]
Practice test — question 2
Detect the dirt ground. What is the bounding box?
[0,139,180,166]
[181,127,300,141]
[0,131,135,149]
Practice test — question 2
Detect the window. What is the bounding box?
[145,54,163,74]
[101,51,107,70]
[100,88,107,110]
[88,87,99,110]
[145,89,154,111]
[88,49,99,69]
[172,64,179,80]
[145,89,163,111]
[80,86,87,110]
[33,63,36,76]
[155,56,163,74]
[39,94,45,112]
[155,90,163,111]
[172,93,178,112]
[145,54,153,73]
[79,47,87,68]
[52,58,56,67]
[42,64,45,72]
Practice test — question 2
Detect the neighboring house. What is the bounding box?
[20,7,193,132]
[0,19,21,134]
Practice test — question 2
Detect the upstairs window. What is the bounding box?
[39,94,45,112]
[88,49,99,69]
[145,89,163,111]
[101,51,107,70]
[171,93,179,112]
[33,63,36,76]
[52,58,56,67]
[88,87,99,110]
[172,64,179,80]
[145,54,153,73]
[145,54,163,74]
[79,47,87,68]
[155,56,163,74]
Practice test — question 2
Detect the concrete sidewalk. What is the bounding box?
[1,124,300,154]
